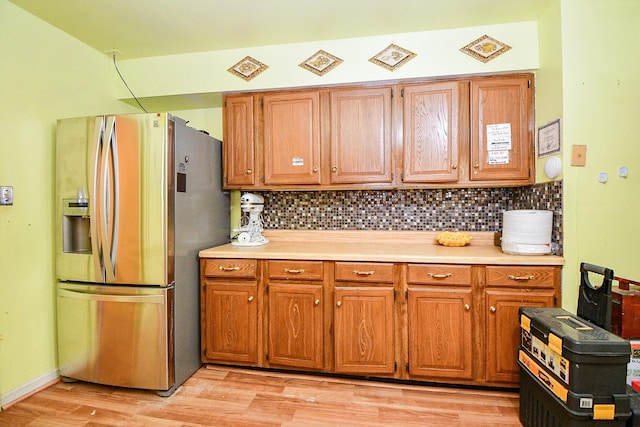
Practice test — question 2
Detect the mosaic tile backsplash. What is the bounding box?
[257,180,563,251]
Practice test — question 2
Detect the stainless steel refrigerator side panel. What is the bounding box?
[172,120,230,390]
[56,282,172,391]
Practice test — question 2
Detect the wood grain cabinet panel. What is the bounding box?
[223,94,256,187]
[263,91,321,185]
[407,287,473,379]
[334,286,395,375]
[334,262,394,283]
[401,81,462,183]
[267,283,324,370]
[329,87,393,184]
[406,264,471,285]
[470,75,533,183]
[203,259,257,279]
[203,282,258,365]
[485,289,555,384]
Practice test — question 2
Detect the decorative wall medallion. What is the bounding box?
[228,56,268,81]
[460,35,512,63]
[299,50,343,76]
[369,44,416,71]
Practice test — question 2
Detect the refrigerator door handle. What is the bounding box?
[58,288,166,304]
[101,116,120,282]
[90,116,105,281]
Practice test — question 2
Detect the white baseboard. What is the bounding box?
[1,369,60,410]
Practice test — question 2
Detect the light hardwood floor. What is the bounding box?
[0,366,521,426]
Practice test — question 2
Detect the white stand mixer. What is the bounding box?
[231,192,269,246]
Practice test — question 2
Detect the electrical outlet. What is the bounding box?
[0,186,13,205]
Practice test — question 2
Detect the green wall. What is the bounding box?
[0,1,134,406]
[560,0,640,312]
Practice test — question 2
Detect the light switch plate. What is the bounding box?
[0,186,13,205]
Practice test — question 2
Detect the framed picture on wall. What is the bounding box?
[537,118,561,157]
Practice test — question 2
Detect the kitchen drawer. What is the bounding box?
[485,266,556,288]
[267,260,323,281]
[407,264,471,286]
[203,259,257,279]
[335,262,394,283]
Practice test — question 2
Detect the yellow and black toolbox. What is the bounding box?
[518,307,632,426]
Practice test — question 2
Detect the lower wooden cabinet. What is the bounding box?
[202,282,259,364]
[201,259,260,366]
[483,265,558,384]
[407,287,473,379]
[267,282,324,370]
[334,286,396,375]
[200,258,561,388]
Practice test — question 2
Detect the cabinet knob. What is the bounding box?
[473,164,479,169]
[315,299,320,306]
[464,304,471,311]
[490,306,496,313]
[313,166,319,173]
[452,164,458,170]
[248,296,254,302]
[331,166,337,172]
[246,169,253,175]
[336,301,342,307]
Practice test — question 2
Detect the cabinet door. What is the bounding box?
[329,87,393,184]
[263,91,321,185]
[485,289,555,384]
[223,95,256,187]
[402,81,461,183]
[334,287,395,374]
[470,75,533,182]
[407,287,473,379]
[268,283,323,369]
[203,282,258,364]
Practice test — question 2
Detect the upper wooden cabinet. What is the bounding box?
[222,73,534,190]
[329,87,393,184]
[223,95,257,187]
[263,91,321,185]
[470,75,534,183]
[401,81,463,183]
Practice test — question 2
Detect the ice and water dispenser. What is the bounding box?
[62,189,91,253]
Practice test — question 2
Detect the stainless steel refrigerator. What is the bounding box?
[55,113,229,396]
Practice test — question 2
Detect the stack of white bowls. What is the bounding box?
[501,210,553,255]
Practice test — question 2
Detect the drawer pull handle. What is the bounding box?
[464,304,471,311]
[428,273,452,279]
[219,265,240,271]
[508,275,535,281]
[248,296,254,302]
[352,270,375,276]
[315,299,320,306]
[284,268,305,274]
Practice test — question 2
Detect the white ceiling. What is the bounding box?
[10,0,553,59]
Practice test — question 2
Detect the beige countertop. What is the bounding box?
[199,230,564,266]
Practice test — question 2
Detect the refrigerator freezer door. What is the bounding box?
[56,283,174,391]
[56,113,171,286]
